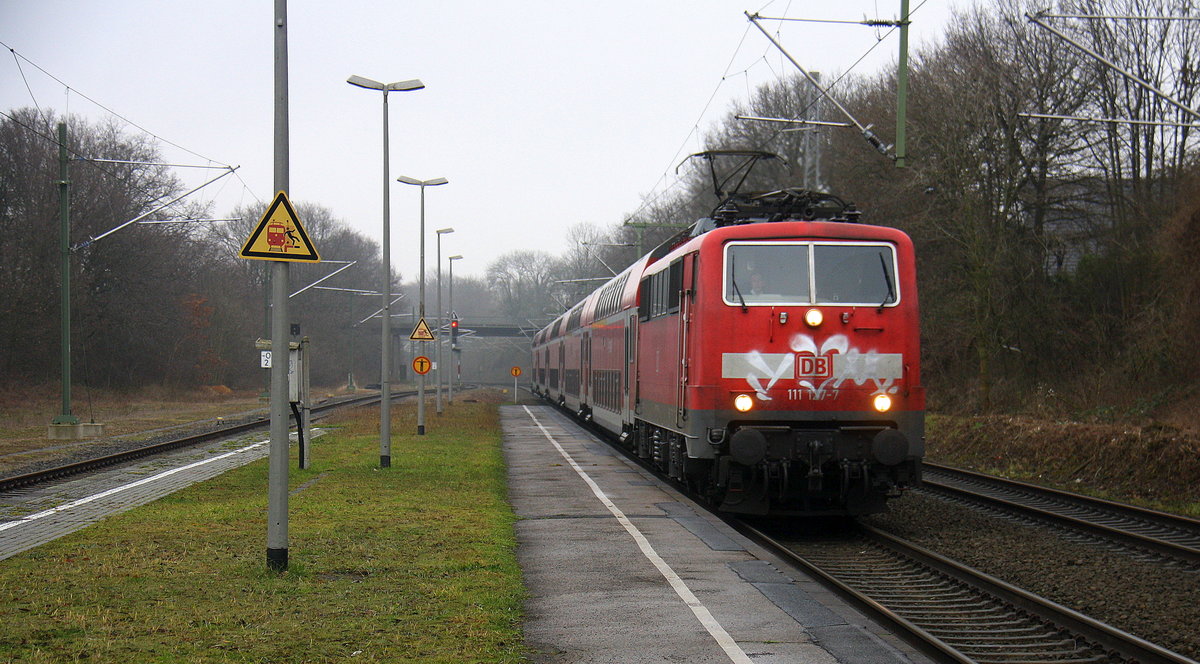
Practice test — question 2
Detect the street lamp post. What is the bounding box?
[347,74,424,468]
[434,227,454,414]
[448,254,463,402]
[397,175,448,435]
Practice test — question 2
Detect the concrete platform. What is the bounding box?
[504,405,932,664]
[0,432,275,561]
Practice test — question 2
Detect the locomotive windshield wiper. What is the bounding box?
[731,277,748,312]
[879,251,895,309]
[730,255,748,312]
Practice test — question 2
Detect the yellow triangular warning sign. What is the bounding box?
[239,191,321,263]
[410,318,436,341]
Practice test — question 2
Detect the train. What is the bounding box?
[531,151,924,516]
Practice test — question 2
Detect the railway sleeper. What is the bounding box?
[933,632,1069,643]
[924,625,1062,636]
[966,651,1105,664]
[956,640,1084,651]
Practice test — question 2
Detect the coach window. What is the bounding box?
[638,260,683,321]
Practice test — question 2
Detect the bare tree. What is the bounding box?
[485,249,566,324]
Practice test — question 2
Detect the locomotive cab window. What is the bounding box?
[724,241,899,307]
[813,243,897,305]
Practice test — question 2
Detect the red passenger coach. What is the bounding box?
[533,160,923,516]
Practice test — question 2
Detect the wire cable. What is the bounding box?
[631,0,932,223]
[8,45,44,121]
[0,39,232,168]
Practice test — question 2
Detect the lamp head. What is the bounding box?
[347,75,425,92]
[397,176,449,186]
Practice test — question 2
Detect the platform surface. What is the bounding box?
[504,404,930,664]
[0,433,273,561]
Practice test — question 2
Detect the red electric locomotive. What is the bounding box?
[532,154,923,516]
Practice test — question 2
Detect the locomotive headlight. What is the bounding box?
[873,393,893,413]
[734,394,755,412]
[804,308,824,327]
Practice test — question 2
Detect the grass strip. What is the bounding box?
[0,391,526,663]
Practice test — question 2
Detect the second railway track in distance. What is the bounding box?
[0,391,401,494]
[919,462,1200,568]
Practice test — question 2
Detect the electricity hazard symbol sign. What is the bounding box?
[409,318,436,341]
[239,191,321,263]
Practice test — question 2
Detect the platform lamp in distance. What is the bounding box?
[346,74,425,468]
[396,175,449,435]
[448,253,463,402]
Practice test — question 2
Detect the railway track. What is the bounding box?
[920,463,1200,568]
[737,520,1197,664]
[0,392,397,493]
[532,402,1200,663]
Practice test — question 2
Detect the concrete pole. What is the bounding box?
[267,0,291,572]
[435,232,443,415]
[448,257,457,403]
[380,88,393,467]
[417,184,426,435]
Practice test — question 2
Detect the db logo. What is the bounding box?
[797,354,832,378]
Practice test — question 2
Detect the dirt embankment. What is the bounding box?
[927,414,1200,515]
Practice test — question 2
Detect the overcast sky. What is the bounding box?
[1,1,966,283]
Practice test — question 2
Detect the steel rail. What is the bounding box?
[547,400,1196,664]
[863,524,1198,664]
[734,520,1198,664]
[732,519,974,664]
[0,392,399,493]
[922,463,1200,566]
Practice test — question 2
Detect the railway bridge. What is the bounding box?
[385,315,552,384]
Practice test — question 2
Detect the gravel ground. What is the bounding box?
[862,491,1200,661]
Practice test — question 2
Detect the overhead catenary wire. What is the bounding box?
[630,22,758,223]
[1,108,234,227]
[0,39,231,168]
[2,41,250,224]
[81,158,236,169]
[8,45,43,120]
[629,1,930,224]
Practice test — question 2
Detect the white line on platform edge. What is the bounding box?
[0,439,269,532]
[522,406,754,664]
